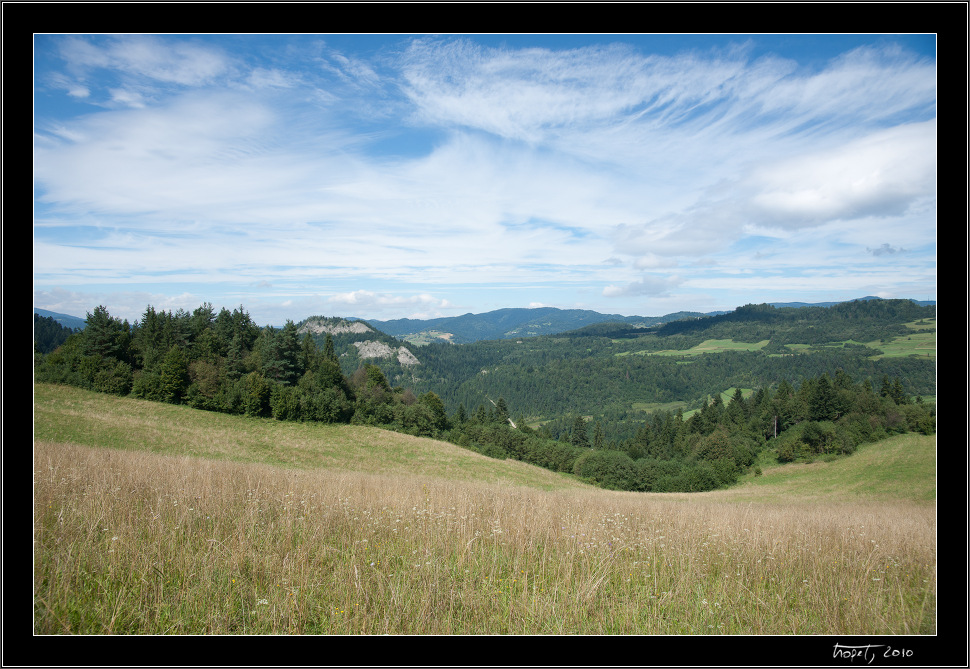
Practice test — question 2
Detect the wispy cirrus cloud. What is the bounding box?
[33,34,936,324]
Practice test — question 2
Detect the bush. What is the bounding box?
[93,361,133,396]
[243,372,272,417]
[521,437,582,473]
[572,450,638,490]
[775,439,808,463]
[675,460,721,492]
[131,369,166,402]
[271,384,298,421]
[633,457,681,492]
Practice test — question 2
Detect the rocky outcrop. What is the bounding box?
[298,319,374,336]
[353,340,420,366]
[396,347,421,366]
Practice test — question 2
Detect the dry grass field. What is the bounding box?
[33,383,937,640]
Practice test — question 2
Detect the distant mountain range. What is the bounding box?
[361,296,936,344]
[34,296,936,343]
[362,307,711,344]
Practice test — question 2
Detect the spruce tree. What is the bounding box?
[300,332,320,375]
[571,415,590,447]
[159,345,189,404]
[323,333,338,363]
[83,305,129,361]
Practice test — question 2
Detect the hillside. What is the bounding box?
[398,299,937,435]
[33,382,933,503]
[34,298,937,454]
[33,308,86,331]
[366,307,708,344]
[361,297,935,345]
[32,383,937,637]
[33,383,588,491]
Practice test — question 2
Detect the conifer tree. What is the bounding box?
[493,397,510,425]
[300,332,319,375]
[323,333,338,364]
[159,345,189,404]
[571,415,590,447]
[83,305,130,361]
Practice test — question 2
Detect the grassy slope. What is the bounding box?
[33,383,590,492]
[34,383,934,504]
[706,433,935,504]
[32,383,938,638]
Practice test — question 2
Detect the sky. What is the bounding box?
[33,33,937,326]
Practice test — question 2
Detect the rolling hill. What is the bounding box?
[32,382,937,637]
[32,382,934,502]
[364,307,710,344]
[362,297,935,344]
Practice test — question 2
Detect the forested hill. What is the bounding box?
[34,308,86,331]
[361,298,934,344]
[644,298,935,343]
[366,307,711,344]
[399,298,936,439]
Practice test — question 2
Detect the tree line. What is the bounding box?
[441,367,934,492]
[33,303,450,436]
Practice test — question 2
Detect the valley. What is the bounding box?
[34,384,936,637]
[32,295,939,639]
[34,296,936,495]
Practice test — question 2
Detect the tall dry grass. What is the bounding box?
[34,440,935,635]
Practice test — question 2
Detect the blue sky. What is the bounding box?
[33,34,937,326]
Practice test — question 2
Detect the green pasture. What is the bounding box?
[619,339,770,357]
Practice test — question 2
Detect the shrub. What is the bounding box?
[633,457,681,492]
[776,439,808,463]
[572,449,638,490]
[93,360,133,396]
[131,369,165,402]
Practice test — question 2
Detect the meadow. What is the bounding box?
[33,383,936,636]
[615,318,937,363]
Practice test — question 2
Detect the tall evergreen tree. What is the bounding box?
[571,415,590,447]
[323,333,338,364]
[493,397,510,425]
[82,305,130,361]
[159,345,190,404]
[300,332,320,375]
[808,372,837,421]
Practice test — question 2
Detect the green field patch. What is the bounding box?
[621,338,770,357]
[865,326,936,359]
[679,387,754,418]
[904,317,937,331]
[732,433,936,504]
[630,400,690,414]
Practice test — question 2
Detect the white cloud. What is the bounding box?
[325,290,454,319]
[33,35,937,320]
[603,275,682,299]
[742,121,936,228]
[60,35,231,87]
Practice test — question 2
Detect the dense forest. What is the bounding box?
[34,299,936,492]
[34,313,79,354]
